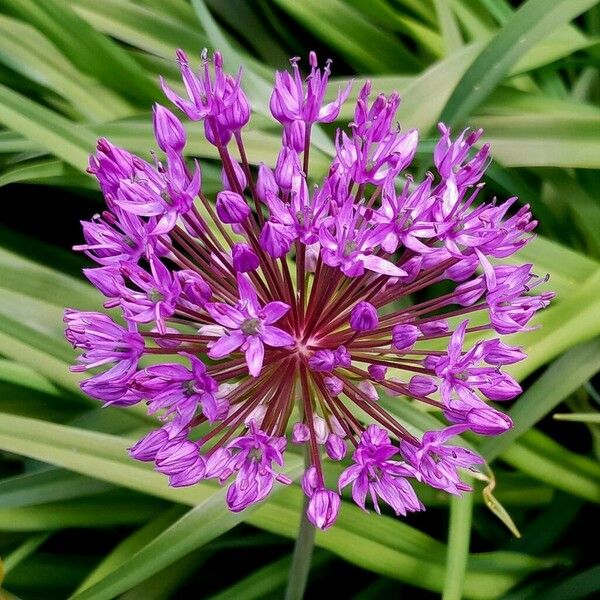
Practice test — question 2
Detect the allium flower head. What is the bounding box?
[66,50,552,529]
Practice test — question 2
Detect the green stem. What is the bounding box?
[442,477,474,600]
[284,452,316,600]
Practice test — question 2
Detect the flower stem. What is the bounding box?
[286,381,316,600]
[285,469,316,600]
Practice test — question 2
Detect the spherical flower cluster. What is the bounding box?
[65,50,552,530]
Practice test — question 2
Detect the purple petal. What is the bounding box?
[208,331,245,359]
[205,303,245,328]
[360,254,407,277]
[262,301,291,324]
[245,336,265,377]
[261,325,294,348]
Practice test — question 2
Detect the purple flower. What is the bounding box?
[65,310,144,403]
[160,50,249,144]
[401,425,484,495]
[392,324,419,350]
[221,425,291,512]
[153,103,186,153]
[256,163,278,202]
[353,82,401,142]
[207,274,294,376]
[99,143,200,232]
[339,426,422,515]
[132,353,220,432]
[320,199,407,278]
[325,433,347,461]
[216,190,251,224]
[119,257,181,334]
[431,320,519,434]
[129,426,173,462]
[232,243,259,272]
[177,269,212,309]
[335,128,418,185]
[307,489,341,530]
[308,349,336,373]
[270,52,351,126]
[434,124,490,187]
[350,301,379,332]
[67,47,551,529]
[74,208,164,266]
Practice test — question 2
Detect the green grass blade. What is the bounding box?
[553,412,600,423]
[500,434,600,503]
[0,495,167,531]
[434,0,463,52]
[507,270,600,380]
[0,413,552,598]
[0,84,95,171]
[73,507,186,593]
[271,0,421,73]
[2,534,50,574]
[541,565,600,600]
[68,488,292,599]
[69,0,206,61]
[441,0,600,126]
[5,0,158,104]
[0,469,113,509]
[207,551,330,600]
[0,159,95,189]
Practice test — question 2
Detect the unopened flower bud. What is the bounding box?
[325,433,347,461]
[350,301,378,332]
[392,324,419,350]
[216,190,250,224]
[256,163,279,202]
[153,104,186,153]
[232,243,259,272]
[368,364,387,381]
[292,422,310,443]
[307,489,340,530]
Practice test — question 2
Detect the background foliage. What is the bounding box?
[0,0,599,598]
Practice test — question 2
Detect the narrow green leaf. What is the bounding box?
[1,534,50,574]
[553,412,600,423]
[434,0,463,52]
[500,433,600,503]
[74,507,186,593]
[541,565,600,600]
[7,0,158,104]
[69,0,207,61]
[271,0,421,73]
[68,481,299,599]
[470,114,600,168]
[346,0,443,57]
[0,246,98,309]
[441,0,600,125]
[0,469,113,509]
[0,494,166,531]
[0,15,132,120]
[0,84,95,171]
[0,159,95,189]
[207,551,330,600]
[119,550,209,600]
[0,359,61,397]
[507,269,600,380]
